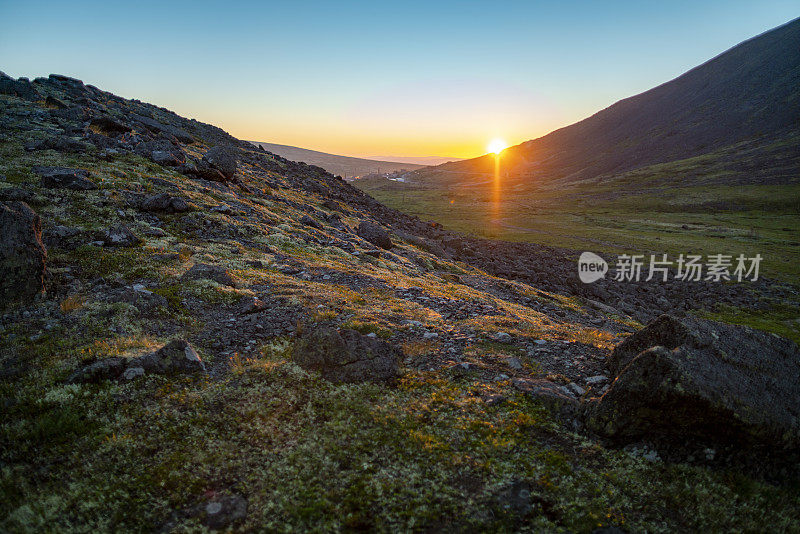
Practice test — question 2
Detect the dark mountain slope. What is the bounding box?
[425,17,800,184]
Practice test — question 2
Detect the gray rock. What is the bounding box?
[90,115,131,134]
[0,74,40,100]
[567,382,586,396]
[141,192,190,213]
[151,150,184,167]
[123,367,145,380]
[300,214,322,229]
[203,145,237,180]
[292,327,400,383]
[135,140,186,167]
[68,341,205,383]
[103,224,141,247]
[493,332,512,343]
[512,378,579,418]
[585,315,800,454]
[201,494,248,530]
[0,201,47,307]
[33,166,97,190]
[506,357,523,370]
[584,375,608,386]
[356,221,392,250]
[131,340,206,375]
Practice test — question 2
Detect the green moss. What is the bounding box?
[66,245,153,281]
[341,320,393,339]
[697,301,800,345]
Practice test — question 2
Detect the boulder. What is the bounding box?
[103,223,141,247]
[292,327,400,383]
[141,192,190,213]
[300,214,322,229]
[0,73,40,100]
[0,201,47,306]
[356,221,392,250]
[586,315,800,454]
[512,378,579,420]
[132,340,206,375]
[181,263,237,287]
[203,146,237,180]
[151,150,184,167]
[33,166,96,190]
[201,494,248,531]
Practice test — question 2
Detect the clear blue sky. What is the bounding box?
[1,1,797,158]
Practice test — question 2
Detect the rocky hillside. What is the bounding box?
[418,17,800,187]
[1,72,799,532]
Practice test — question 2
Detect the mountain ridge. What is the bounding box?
[249,140,425,178]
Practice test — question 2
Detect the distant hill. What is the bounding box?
[249,141,425,178]
[367,155,465,166]
[417,17,800,187]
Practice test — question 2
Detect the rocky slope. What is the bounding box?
[1,73,799,532]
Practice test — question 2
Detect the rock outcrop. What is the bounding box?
[356,221,392,250]
[203,145,237,180]
[0,201,47,307]
[33,166,97,190]
[585,315,800,455]
[67,340,206,383]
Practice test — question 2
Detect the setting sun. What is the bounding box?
[487,138,508,154]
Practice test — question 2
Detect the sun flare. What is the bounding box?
[487,138,508,154]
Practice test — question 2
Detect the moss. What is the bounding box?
[697,301,800,345]
[341,320,393,339]
[66,245,154,281]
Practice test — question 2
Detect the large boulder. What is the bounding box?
[203,146,237,180]
[356,221,393,250]
[585,315,800,454]
[141,192,190,213]
[292,327,400,383]
[33,166,96,190]
[0,201,47,307]
[0,72,40,100]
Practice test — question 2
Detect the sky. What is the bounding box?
[1,1,797,159]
